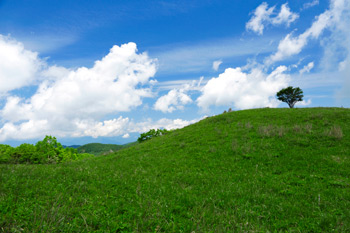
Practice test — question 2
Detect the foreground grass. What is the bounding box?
[1,108,349,232]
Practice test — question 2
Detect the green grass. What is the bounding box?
[1,108,350,232]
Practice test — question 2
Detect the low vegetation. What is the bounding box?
[0,136,93,164]
[1,108,349,232]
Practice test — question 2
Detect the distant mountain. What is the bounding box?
[62,145,81,149]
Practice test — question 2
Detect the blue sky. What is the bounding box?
[0,0,349,146]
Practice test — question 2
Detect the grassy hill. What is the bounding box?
[1,108,349,232]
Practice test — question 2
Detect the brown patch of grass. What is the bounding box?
[245,122,253,129]
[258,125,275,137]
[305,123,312,133]
[331,156,344,164]
[231,139,238,152]
[293,125,302,133]
[276,126,286,137]
[326,126,343,140]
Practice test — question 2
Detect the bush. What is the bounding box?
[0,144,14,163]
[138,129,169,143]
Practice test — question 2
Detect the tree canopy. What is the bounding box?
[276,86,304,108]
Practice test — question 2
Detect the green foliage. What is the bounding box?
[0,136,94,164]
[137,128,169,143]
[1,108,350,232]
[277,86,304,108]
[0,144,14,163]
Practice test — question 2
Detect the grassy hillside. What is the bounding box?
[1,108,349,232]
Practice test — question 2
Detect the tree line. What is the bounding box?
[0,136,93,164]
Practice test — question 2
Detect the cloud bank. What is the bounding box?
[0,41,159,141]
[197,66,289,111]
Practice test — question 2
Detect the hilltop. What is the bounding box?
[1,108,349,232]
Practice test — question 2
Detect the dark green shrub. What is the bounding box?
[0,144,14,163]
[138,129,169,143]
[12,143,37,164]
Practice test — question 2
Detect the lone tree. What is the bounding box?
[276,86,303,108]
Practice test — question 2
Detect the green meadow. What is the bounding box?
[1,107,349,232]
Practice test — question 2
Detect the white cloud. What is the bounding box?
[272,3,299,26]
[154,78,202,113]
[295,99,312,106]
[246,2,298,35]
[303,0,320,10]
[0,42,158,141]
[0,35,44,94]
[299,62,315,74]
[154,89,192,113]
[212,60,223,71]
[197,66,289,111]
[122,133,130,138]
[129,117,203,134]
[246,2,275,35]
[268,0,346,63]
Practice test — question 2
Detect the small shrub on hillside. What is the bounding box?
[138,129,169,143]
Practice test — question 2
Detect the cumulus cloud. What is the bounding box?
[74,116,202,138]
[0,42,158,141]
[272,3,299,26]
[295,99,312,106]
[246,2,298,35]
[268,0,346,63]
[129,117,203,134]
[154,89,192,113]
[246,2,275,35]
[299,62,315,74]
[122,133,130,138]
[154,78,202,113]
[212,60,223,71]
[197,66,289,111]
[0,35,44,94]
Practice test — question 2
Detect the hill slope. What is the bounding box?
[1,108,349,232]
